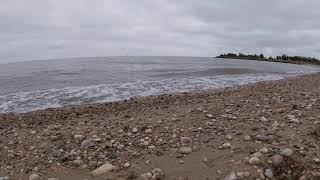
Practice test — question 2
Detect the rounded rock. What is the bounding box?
[264,169,273,178]
[81,139,96,149]
[260,117,268,122]
[132,128,138,133]
[244,135,251,141]
[178,147,192,154]
[252,152,263,158]
[124,162,131,168]
[272,155,284,166]
[29,174,40,180]
[222,143,231,149]
[224,172,237,180]
[74,134,84,139]
[248,157,261,165]
[314,158,320,164]
[145,129,152,133]
[280,148,293,157]
[91,162,117,177]
[226,135,232,140]
[259,147,269,154]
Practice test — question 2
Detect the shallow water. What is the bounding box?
[0,56,319,113]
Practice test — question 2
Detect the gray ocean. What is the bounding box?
[0,56,319,113]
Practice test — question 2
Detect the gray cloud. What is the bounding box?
[0,0,319,63]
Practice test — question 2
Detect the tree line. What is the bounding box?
[216,53,320,65]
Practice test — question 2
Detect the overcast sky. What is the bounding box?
[1,0,320,63]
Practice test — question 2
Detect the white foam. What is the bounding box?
[0,73,290,113]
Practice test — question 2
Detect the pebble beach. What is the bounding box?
[1,73,320,179]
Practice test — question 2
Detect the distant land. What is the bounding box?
[216,53,320,65]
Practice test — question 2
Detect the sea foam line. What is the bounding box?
[0,74,287,113]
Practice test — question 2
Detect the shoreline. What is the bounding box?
[0,72,302,116]
[1,73,320,179]
[216,56,320,66]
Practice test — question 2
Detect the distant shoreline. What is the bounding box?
[216,53,320,66]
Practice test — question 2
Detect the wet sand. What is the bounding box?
[1,73,320,179]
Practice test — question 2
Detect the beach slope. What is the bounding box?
[1,73,320,179]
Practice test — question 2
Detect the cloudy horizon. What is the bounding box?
[1,0,320,63]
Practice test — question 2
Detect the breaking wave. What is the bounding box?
[0,74,287,113]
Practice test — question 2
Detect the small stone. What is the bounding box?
[224,172,237,180]
[47,178,59,180]
[252,152,263,158]
[178,147,192,154]
[81,139,96,149]
[226,135,232,140]
[124,162,131,168]
[236,172,244,177]
[222,143,231,149]
[180,137,192,145]
[299,175,307,180]
[142,141,149,146]
[132,128,138,133]
[260,147,269,154]
[257,169,265,179]
[264,169,273,178]
[272,121,280,128]
[29,174,40,180]
[290,119,300,123]
[151,168,164,179]
[244,135,251,141]
[287,115,296,120]
[74,134,84,139]
[88,161,98,169]
[243,172,250,177]
[314,158,320,164]
[248,157,261,165]
[91,162,117,177]
[140,172,152,180]
[145,129,152,133]
[117,144,125,150]
[260,116,268,122]
[280,148,293,157]
[72,159,83,167]
[272,155,283,166]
